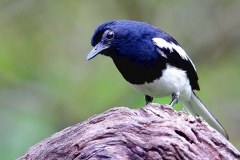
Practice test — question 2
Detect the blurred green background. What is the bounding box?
[0,0,240,159]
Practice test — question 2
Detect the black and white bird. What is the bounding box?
[86,20,229,139]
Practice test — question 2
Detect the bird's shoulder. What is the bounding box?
[152,36,200,90]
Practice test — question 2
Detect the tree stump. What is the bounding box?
[18,103,240,160]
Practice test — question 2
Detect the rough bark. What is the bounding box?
[18,103,240,160]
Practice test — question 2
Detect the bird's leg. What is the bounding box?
[145,95,153,105]
[169,92,180,107]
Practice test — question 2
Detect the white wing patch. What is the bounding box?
[152,38,196,70]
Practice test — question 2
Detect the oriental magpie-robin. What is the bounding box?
[86,20,228,139]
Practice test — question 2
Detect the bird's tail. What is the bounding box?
[181,91,229,139]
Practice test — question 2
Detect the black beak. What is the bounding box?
[86,42,109,61]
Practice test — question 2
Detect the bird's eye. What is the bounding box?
[106,31,114,40]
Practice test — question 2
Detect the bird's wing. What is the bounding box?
[152,38,200,90]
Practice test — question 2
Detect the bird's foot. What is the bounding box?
[169,92,180,107]
[145,95,153,105]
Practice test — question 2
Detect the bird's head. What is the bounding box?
[86,20,159,61]
[86,21,116,60]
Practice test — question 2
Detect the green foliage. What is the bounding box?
[0,1,240,159]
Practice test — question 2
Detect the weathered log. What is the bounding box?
[18,103,240,160]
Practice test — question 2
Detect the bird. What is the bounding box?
[86,20,229,139]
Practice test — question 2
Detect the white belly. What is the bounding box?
[129,64,192,101]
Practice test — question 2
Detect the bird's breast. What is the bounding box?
[128,64,192,100]
[112,55,166,84]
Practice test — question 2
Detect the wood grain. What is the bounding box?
[18,103,240,160]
